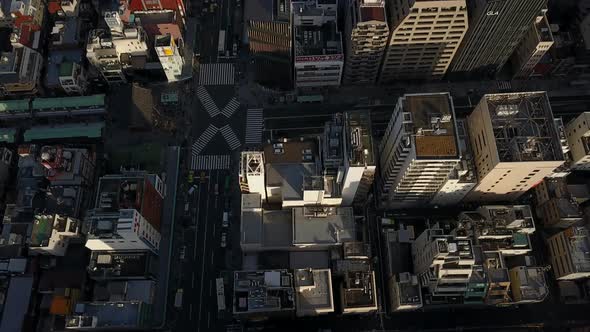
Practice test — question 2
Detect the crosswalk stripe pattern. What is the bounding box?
[192,124,218,155]
[245,108,263,144]
[191,155,231,170]
[497,81,512,91]
[219,124,241,150]
[199,63,235,86]
[197,86,220,117]
[221,97,240,118]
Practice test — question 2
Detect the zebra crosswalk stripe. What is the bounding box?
[197,86,220,117]
[199,63,235,86]
[245,108,263,144]
[219,124,241,150]
[191,155,231,170]
[221,98,240,118]
[191,124,218,156]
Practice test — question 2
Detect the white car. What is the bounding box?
[221,232,227,248]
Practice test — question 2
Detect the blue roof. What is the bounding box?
[45,49,83,87]
[0,276,34,332]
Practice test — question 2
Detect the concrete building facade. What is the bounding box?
[379,0,468,83]
[378,93,462,208]
[342,0,388,85]
[466,92,565,202]
[566,112,590,170]
[510,12,554,79]
[547,226,590,280]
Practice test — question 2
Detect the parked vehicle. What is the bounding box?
[187,170,194,183]
[188,184,197,195]
[222,212,229,227]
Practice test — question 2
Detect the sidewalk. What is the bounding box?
[153,146,180,327]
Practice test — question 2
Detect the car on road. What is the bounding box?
[222,212,229,227]
[174,289,183,308]
[188,184,197,195]
[180,246,186,260]
[221,232,227,248]
[200,171,207,183]
[187,170,194,183]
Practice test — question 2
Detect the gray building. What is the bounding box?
[448,0,547,78]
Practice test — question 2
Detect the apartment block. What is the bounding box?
[533,177,587,229]
[466,92,565,202]
[379,0,467,83]
[292,0,343,88]
[29,214,80,256]
[388,272,422,311]
[411,227,475,304]
[154,34,184,82]
[547,226,590,280]
[566,112,590,169]
[448,0,546,78]
[378,93,462,208]
[510,12,554,79]
[342,0,388,85]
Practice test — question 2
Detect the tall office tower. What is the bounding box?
[246,0,292,90]
[292,0,344,89]
[466,92,565,202]
[342,0,389,85]
[510,11,554,79]
[448,0,547,78]
[378,93,462,208]
[378,0,468,83]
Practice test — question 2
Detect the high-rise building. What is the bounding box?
[379,0,468,83]
[239,151,267,201]
[448,0,547,78]
[245,0,292,90]
[292,0,343,88]
[533,177,587,229]
[547,226,590,280]
[565,112,590,169]
[343,111,376,207]
[465,92,565,202]
[342,0,388,85]
[509,11,554,79]
[154,34,184,82]
[378,93,462,208]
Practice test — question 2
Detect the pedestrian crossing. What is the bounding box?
[199,63,235,86]
[191,155,231,170]
[192,124,218,155]
[197,86,220,117]
[245,108,263,144]
[219,124,241,150]
[497,80,512,91]
[221,97,240,118]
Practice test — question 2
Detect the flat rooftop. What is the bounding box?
[294,269,334,316]
[292,206,355,245]
[234,270,295,314]
[342,271,377,309]
[66,301,145,329]
[266,163,318,200]
[403,94,459,159]
[263,141,318,164]
[359,0,386,22]
[294,22,342,57]
[347,111,375,166]
[87,251,156,279]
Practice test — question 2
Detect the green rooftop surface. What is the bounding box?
[59,61,75,77]
[32,94,105,110]
[31,215,53,247]
[0,128,16,143]
[0,99,30,113]
[24,122,104,141]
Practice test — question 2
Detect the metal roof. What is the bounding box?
[0,127,16,143]
[24,122,104,141]
[0,99,30,113]
[32,94,105,110]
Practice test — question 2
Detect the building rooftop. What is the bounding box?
[342,271,377,310]
[263,140,318,164]
[234,270,295,314]
[396,272,422,307]
[93,280,155,304]
[359,0,386,22]
[87,251,156,280]
[402,94,459,159]
[292,206,355,246]
[481,92,564,162]
[562,226,590,273]
[294,21,342,57]
[294,269,334,316]
[263,210,293,247]
[65,301,147,329]
[23,123,104,142]
[266,163,318,200]
[346,111,375,166]
[511,267,548,302]
[45,49,83,88]
[0,276,33,332]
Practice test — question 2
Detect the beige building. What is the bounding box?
[508,266,548,303]
[342,0,389,85]
[466,92,565,202]
[379,0,467,83]
[565,112,590,169]
[547,226,590,280]
[510,12,554,79]
[533,177,587,229]
[294,269,334,317]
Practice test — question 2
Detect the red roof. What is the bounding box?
[143,23,182,40]
[129,0,180,11]
[48,1,62,14]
